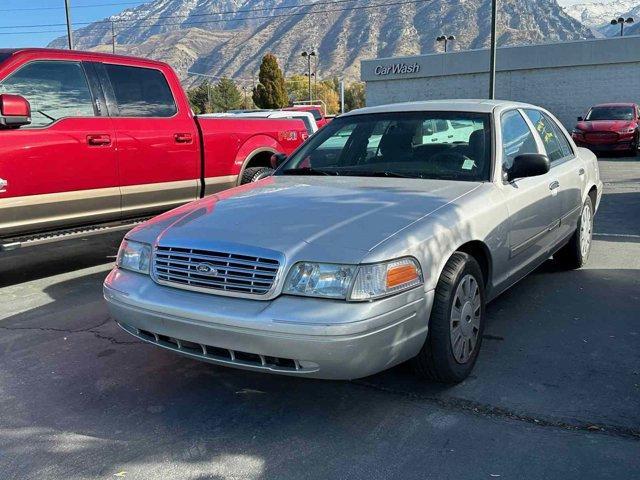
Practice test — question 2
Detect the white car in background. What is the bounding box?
[202,110,318,136]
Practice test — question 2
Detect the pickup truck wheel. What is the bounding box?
[241,166,274,184]
[412,252,486,384]
[555,196,593,269]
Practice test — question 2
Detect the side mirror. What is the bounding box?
[577,116,584,122]
[507,153,550,182]
[270,152,287,169]
[0,94,31,129]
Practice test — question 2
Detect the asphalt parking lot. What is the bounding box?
[1,159,639,480]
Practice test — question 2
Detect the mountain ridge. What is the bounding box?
[49,0,594,83]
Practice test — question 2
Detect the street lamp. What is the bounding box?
[611,17,634,37]
[301,49,316,101]
[436,35,456,53]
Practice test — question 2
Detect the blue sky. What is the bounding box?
[0,0,147,48]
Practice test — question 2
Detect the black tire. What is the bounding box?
[412,252,486,384]
[555,196,594,270]
[241,166,274,184]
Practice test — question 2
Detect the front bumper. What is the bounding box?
[104,268,433,380]
[573,138,635,152]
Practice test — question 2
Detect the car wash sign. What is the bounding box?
[374,62,421,76]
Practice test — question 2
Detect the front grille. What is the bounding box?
[153,246,280,296]
[585,132,619,143]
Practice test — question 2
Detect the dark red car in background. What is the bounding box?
[572,103,639,156]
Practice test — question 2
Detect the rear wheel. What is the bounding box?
[241,166,274,184]
[412,252,486,383]
[555,196,593,269]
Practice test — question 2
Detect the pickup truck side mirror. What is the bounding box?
[577,116,584,122]
[507,153,550,182]
[0,94,31,129]
[271,152,287,169]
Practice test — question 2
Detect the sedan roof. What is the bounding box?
[342,99,537,116]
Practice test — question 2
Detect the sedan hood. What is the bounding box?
[131,176,479,261]
[577,120,634,132]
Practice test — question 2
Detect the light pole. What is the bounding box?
[301,49,316,102]
[611,17,634,37]
[436,35,455,53]
[111,21,116,54]
[488,0,498,100]
[64,0,73,50]
[304,72,316,100]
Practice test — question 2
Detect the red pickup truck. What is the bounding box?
[0,48,307,250]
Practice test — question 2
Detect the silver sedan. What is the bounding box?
[104,100,602,383]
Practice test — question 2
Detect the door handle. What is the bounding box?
[0,178,7,193]
[549,180,560,191]
[174,133,193,144]
[87,134,111,146]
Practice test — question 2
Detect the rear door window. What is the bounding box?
[104,64,177,117]
[0,60,95,127]
[524,109,572,163]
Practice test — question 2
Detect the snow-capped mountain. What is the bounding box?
[560,0,640,37]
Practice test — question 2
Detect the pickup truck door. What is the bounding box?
[497,109,561,285]
[523,109,584,244]
[96,62,199,219]
[0,60,119,238]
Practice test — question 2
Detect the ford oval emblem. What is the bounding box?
[196,263,218,276]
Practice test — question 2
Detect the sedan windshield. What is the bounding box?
[277,111,492,181]
[586,106,635,121]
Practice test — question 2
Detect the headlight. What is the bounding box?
[116,239,151,274]
[619,127,636,134]
[282,257,423,301]
[283,262,356,299]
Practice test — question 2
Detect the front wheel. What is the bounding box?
[412,252,486,384]
[555,196,593,269]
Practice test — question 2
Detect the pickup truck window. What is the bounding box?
[104,64,177,117]
[0,61,95,127]
[278,111,492,182]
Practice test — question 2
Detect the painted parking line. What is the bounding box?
[593,233,640,239]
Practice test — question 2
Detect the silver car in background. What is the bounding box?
[104,100,602,383]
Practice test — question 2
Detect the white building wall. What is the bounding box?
[361,37,640,128]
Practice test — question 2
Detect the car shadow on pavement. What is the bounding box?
[0,231,124,288]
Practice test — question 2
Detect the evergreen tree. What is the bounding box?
[187,81,211,114]
[211,77,243,112]
[252,53,288,109]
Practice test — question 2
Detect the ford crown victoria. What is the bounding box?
[104,100,602,383]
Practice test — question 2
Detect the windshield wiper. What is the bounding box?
[339,170,414,179]
[281,167,339,176]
